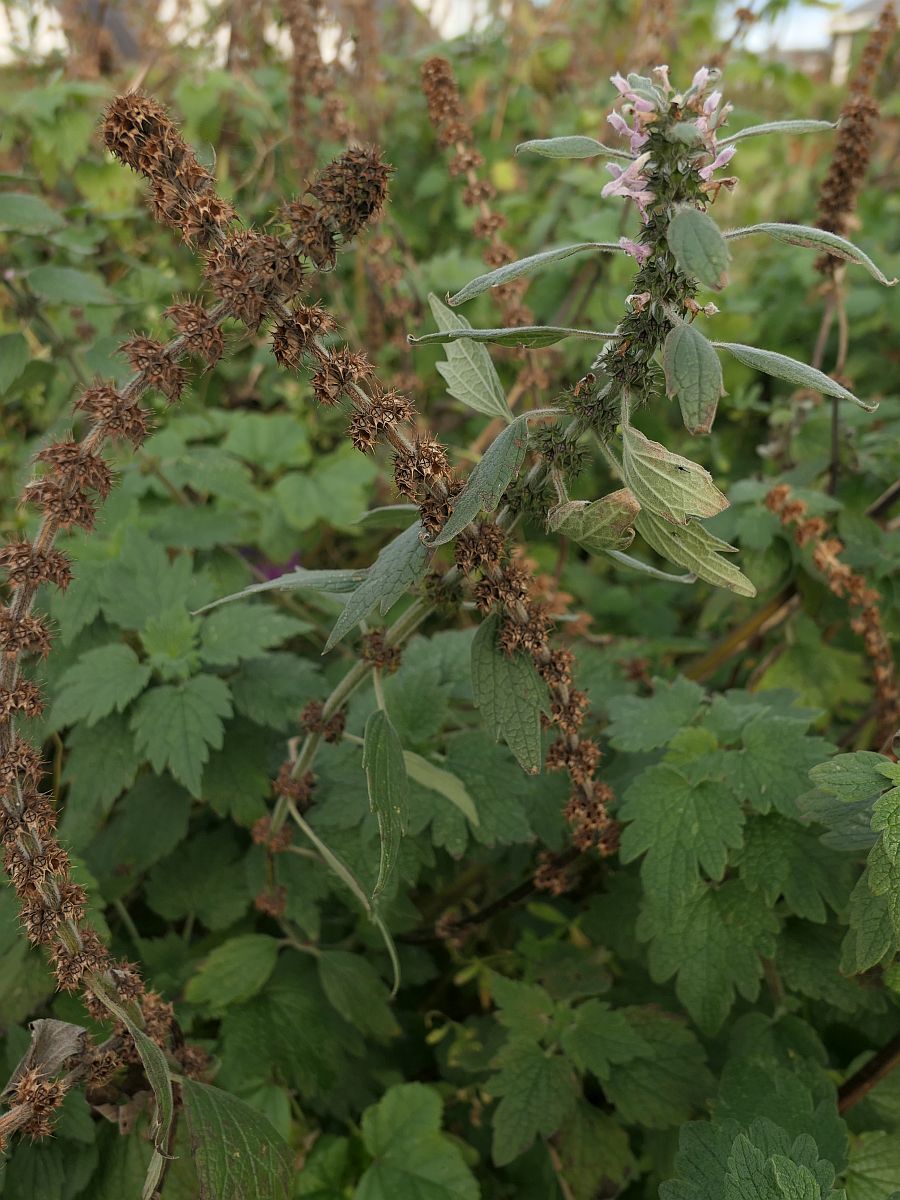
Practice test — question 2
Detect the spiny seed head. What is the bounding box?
[180,191,236,247]
[23,477,96,531]
[0,741,44,791]
[270,304,336,368]
[75,383,150,446]
[163,301,225,366]
[34,441,113,498]
[119,335,187,404]
[308,146,392,240]
[310,347,371,405]
[360,628,402,673]
[0,610,52,659]
[205,230,306,328]
[0,680,44,721]
[50,928,109,992]
[281,200,338,270]
[0,541,72,591]
[272,763,315,809]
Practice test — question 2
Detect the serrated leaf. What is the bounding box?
[515,135,633,159]
[0,191,65,233]
[560,1000,650,1079]
[548,487,640,552]
[724,223,896,285]
[606,675,705,752]
[489,1039,576,1166]
[429,415,532,546]
[667,206,731,290]
[718,119,837,145]
[130,674,233,797]
[556,1103,636,1198]
[51,643,151,728]
[28,264,117,305]
[185,935,281,1014]
[736,814,850,922]
[663,323,726,434]
[180,1078,293,1200]
[317,950,399,1041]
[489,973,559,1039]
[325,522,429,651]
[0,332,29,394]
[196,566,367,614]
[362,709,408,900]
[199,602,308,667]
[730,714,834,817]
[715,341,876,410]
[427,293,511,420]
[872,787,900,864]
[449,242,621,305]
[809,751,894,804]
[403,751,478,826]
[410,323,615,348]
[845,1130,900,1200]
[622,426,728,524]
[841,872,894,974]
[635,509,757,596]
[470,613,550,774]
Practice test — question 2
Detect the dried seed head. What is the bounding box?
[308,146,392,240]
[473,563,529,614]
[281,200,338,270]
[205,231,306,329]
[251,815,293,854]
[255,886,287,918]
[119,335,187,404]
[23,478,96,531]
[0,610,53,659]
[391,437,450,500]
[421,57,465,127]
[75,384,150,446]
[271,304,336,368]
[272,763,316,810]
[180,191,236,247]
[360,628,402,674]
[454,523,507,575]
[0,541,72,591]
[536,647,575,687]
[311,347,372,405]
[348,409,379,453]
[0,680,45,721]
[34,441,113,499]
[163,301,225,366]
[0,741,44,792]
[50,927,109,992]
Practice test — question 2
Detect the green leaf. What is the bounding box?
[427,293,511,421]
[635,509,757,596]
[130,674,233,797]
[736,815,850,922]
[729,714,834,817]
[809,752,894,804]
[140,607,200,680]
[490,973,559,1040]
[325,522,430,651]
[661,1120,741,1200]
[356,1083,479,1200]
[180,1078,293,1200]
[410,324,615,348]
[362,709,408,900]
[841,872,894,974]
[27,264,117,305]
[845,1130,900,1200]
[199,602,308,667]
[51,643,151,727]
[429,414,533,546]
[603,1007,714,1129]
[605,675,705,752]
[871,785,900,865]
[556,1103,636,1198]
[719,119,837,145]
[317,950,399,1041]
[230,652,321,732]
[489,1039,576,1166]
[403,751,478,826]
[620,761,745,906]
[0,191,65,233]
[667,206,731,291]
[449,242,621,305]
[196,567,367,614]
[145,828,251,931]
[470,612,551,774]
[61,712,138,839]
[0,332,29,394]
[724,223,896,286]
[622,426,729,524]
[185,935,282,1014]
[663,322,726,434]
[515,135,633,159]
[221,411,312,469]
[560,1000,650,1079]
[548,487,640,552]
[715,341,876,411]
[639,882,779,1033]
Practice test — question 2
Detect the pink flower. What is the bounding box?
[619,237,651,265]
[699,144,736,180]
[602,153,654,216]
[691,67,711,94]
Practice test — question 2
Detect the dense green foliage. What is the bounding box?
[0,3,899,1198]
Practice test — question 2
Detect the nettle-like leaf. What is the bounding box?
[185,935,282,1014]
[489,1039,576,1167]
[559,1000,650,1079]
[0,331,29,393]
[403,752,478,826]
[515,134,633,159]
[130,674,233,797]
[715,341,877,410]
[724,222,897,286]
[325,521,430,651]
[317,950,399,1041]
[470,613,551,774]
[51,643,151,728]
[635,509,757,596]
[449,242,621,306]
[666,205,731,291]
[605,675,705,752]
[662,322,726,434]
[427,293,511,421]
[735,814,851,923]
[429,414,532,546]
[622,426,728,525]
[548,488,640,552]
[362,709,409,900]
[198,603,309,667]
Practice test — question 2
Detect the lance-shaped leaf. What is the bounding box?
[715,341,878,411]
[325,522,430,651]
[548,488,641,552]
[427,294,511,421]
[724,222,897,286]
[662,323,726,434]
[622,426,728,525]
[449,243,622,306]
[429,414,532,547]
[363,709,408,899]
[516,135,633,160]
[194,566,367,614]
[635,510,756,597]
[470,613,551,774]
[667,206,730,291]
[718,118,837,145]
[410,324,617,349]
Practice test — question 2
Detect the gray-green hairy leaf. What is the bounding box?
[718,119,837,145]
[667,206,730,291]
[428,293,511,421]
[449,243,622,306]
[515,135,633,160]
[715,341,877,410]
[635,510,756,597]
[428,414,532,546]
[662,323,726,434]
[363,709,409,900]
[724,222,897,286]
[195,566,367,614]
[0,333,29,394]
[622,426,728,525]
[470,613,551,774]
[325,522,430,651]
[548,488,641,552]
[404,751,479,826]
[410,324,617,348]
